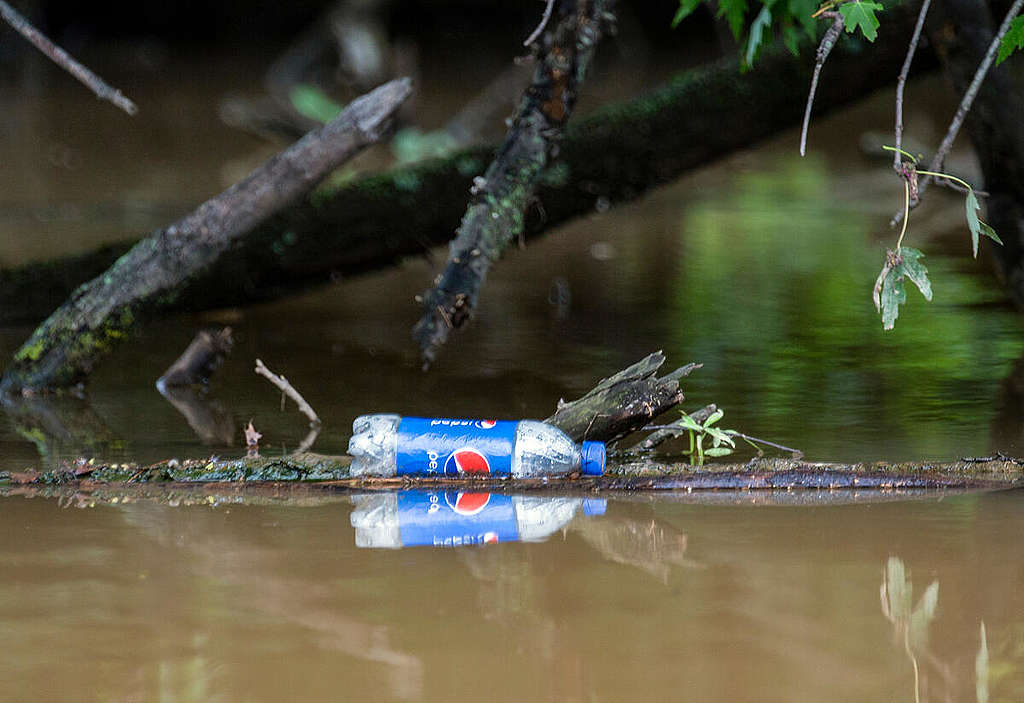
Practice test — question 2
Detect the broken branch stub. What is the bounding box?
[544,352,697,444]
[411,0,614,366]
[0,78,412,394]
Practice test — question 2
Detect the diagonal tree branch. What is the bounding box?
[0,0,137,115]
[0,79,412,394]
[411,0,614,366]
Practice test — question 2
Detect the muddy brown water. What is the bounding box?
[2,48,1024,702]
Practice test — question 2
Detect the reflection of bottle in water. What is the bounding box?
[347,414,605,478]
[350,490,607,548]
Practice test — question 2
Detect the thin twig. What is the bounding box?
[0,0,137,115]
[523,0,556,46]
[892,0,1024,225]
[254,359,321,426]
[725,430,803,457]
[800,13,844,157]
[893,0,933,170]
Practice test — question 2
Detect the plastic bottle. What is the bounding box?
[347,414,605,478]
[349,490,608,548]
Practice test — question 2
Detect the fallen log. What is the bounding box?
[0,78,412,393]
[0,3,926,333]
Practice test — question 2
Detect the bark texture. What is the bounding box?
[0,7,925,331]
[411,0,613,364]
[0,79,411,393]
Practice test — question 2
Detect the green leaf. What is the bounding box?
[289,84,343,124]
[996,15,1024,65]
[743,6,773,67]
[898,247,932,302]
[965,190,1002,257]
[782,24,803,55]
[880,261,907,330]
[678,414,704,431]
[717,0,749,40]
[704,447,734,457]
[703,409,724,427]
[838,1,883,42]
[879,248,934,330]
[672,0,703,27]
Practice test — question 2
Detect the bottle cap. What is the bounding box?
[581,441,606,476]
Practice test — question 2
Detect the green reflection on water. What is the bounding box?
[666,155,1024,461]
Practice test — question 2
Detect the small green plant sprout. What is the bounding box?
[664,409,803,466]
[678,408,736,465]
[874,146,1002,330]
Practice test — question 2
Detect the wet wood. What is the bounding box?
[157,328,234,388]
[0,4,926,331]
[411,0,613,364]
[0,78,412,393]
[544,353,696,443]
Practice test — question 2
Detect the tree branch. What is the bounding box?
[0,78,412,394]
[411,0,613,366]
[800,13,844,157]
[0,0,137,115]
[893,0,933,170]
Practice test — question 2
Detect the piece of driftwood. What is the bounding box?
[2,456,1020,492]
[157,328,234,388]
[544,354,696,444]
[0,4,927,332]
[411,0,613,364]
[0,78,412,394]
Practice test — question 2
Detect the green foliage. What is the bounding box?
[744,6,774,67]
[289,85,343,124]
[678,409,736,465]
[837,1,883,41]
[966,190,1003,257]
[672,0,702,27]
[996,15,1024,66]
[718,0,750,39]
[672,0,878,67]
[878,247,932,331]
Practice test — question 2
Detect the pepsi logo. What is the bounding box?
[444,491,491,515]
[483,531,499,544]
[443,447,491,475]
[475,419,498,429]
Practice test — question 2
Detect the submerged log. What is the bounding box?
[0,3,925,333]
[0,79,412,393]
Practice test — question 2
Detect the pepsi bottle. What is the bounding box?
[350,490,608,548]
[347,414,606,478]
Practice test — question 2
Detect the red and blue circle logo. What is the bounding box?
[444,491,490,515]
[475,420,497,429]
[443,447,491,475]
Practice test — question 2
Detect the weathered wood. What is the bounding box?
[411,0,613,364]
[0,79,412,394]
[0,5,926,331]
[2,456,1020,492]
[544,353,696,443]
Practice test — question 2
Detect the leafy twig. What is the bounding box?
[800,13,845,157]
[0,0,137,115]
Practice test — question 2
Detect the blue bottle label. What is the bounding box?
[395,417,518,476]
[396,490,520,546]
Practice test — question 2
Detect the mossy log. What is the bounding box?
[0,5,924,340]
[411,0,612,363]
[2,351,1021,491]
[0,79,412,393]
